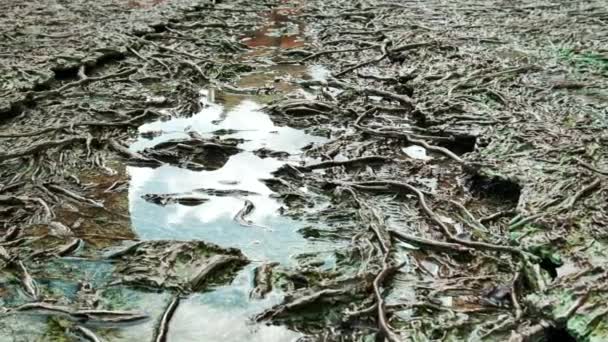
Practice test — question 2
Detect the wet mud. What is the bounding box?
[1,0,608,341]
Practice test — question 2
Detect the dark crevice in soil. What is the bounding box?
[438,135,477,155]
[539,257,560,280]
[52,65,81,81]
[0,101,25,122]
[150,22,168,33]
[31,82,51,91]
[544,326,576,342]
[467,173,521,207]
[92,51,126,68]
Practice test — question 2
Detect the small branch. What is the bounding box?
[373,254,402,342]
[33,68,137,100]
[480,210,517,223]
[354,110,466,164]
[408,137,465,165]
[558,177,601,211]
[334,53,387,77]
[300,47,375,62]
[0,137,86,162]
[15,260,38,299]
[345,180,533,258]
[0,111,149,138]
[576,158,608,175]
[299,79,414,108]
[389,229,472,252]
[297,156,390,171]
[45,184,104,208]
[75,325,102,342]
[511,271,523,320]
[155,296,180,342]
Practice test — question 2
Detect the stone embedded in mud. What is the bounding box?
[250,262,279,300]
[141,193,209,206]
[136,137,241,171]
[266,99,336,117]
[192,188,259,197]
[110,240,248,292]
[253,147,290,159]
[141,188,259,206]
[139,130,163,139]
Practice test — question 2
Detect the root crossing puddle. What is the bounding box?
[126,21,328,342]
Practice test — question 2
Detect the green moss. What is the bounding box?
[557,48,608,72]
[41,318,71,342]
[529,244,563,267]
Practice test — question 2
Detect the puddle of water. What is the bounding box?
[1,2,331,341]
[129,93,326,260]
[168,268,299,341]
[123,2,334,340]
[241,2,305,49]
[133,99,322,154]
[126,88,327,340]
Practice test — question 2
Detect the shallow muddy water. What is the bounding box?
[129,91,327,258]
[125,56,330,342]
[1,1,339,340]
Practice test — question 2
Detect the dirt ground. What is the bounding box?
[1,0,607,341]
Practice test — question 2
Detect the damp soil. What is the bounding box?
[1,0,608,341]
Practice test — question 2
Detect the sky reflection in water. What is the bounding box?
[127,92,327,341]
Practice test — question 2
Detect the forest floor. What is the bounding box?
[1,0,607,341]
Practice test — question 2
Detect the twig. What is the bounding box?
[15,260,38,299]
[558,178,601,211]
[576,158,608,175]
[300,47,375,62]
[354,110,466,164]
[298,79,414,108]
[334,52,387,77]
[297,156,390,171]
[33,68,137,99]
[75,325,102,342]
[511,271,522,320]
[155,296,180,342]
[345,180,533,258]
[389,229,471,252]
[0,112,149,138]
[480,210,517,223]
[373,254,402,342]
[14,302,148,323]
[45,184,104,208]
[0,137,86,162]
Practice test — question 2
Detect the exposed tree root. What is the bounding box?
[154,296,180,342]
